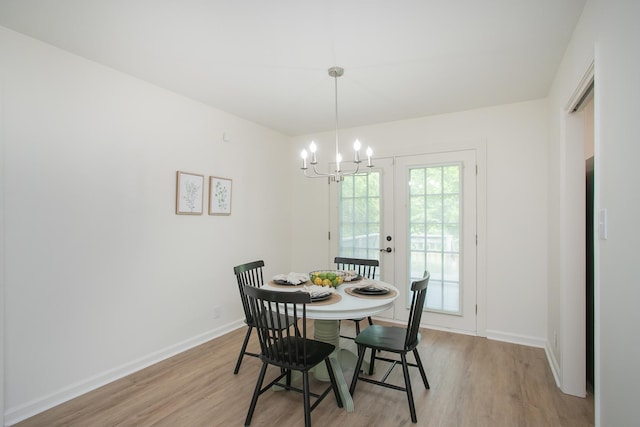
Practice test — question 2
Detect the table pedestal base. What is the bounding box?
[311,319,370,412]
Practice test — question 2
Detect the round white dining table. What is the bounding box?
[263,279,398,412]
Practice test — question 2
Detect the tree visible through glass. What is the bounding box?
[338,172,381,273]
[409,164,462,313]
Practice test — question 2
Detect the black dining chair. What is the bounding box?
[243,285,343,427]
[233,260,297,375]
[349,271,431,424]
[334,257,379,339]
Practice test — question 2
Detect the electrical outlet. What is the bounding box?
[213,306,221,319]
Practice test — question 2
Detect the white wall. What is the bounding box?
[548,0,640,424]
[290,99,550,345]
[1,32,7,425]
[1,27,292,424]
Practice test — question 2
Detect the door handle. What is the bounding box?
[380,247,392,253]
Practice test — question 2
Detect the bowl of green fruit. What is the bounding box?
[309,270,345,287]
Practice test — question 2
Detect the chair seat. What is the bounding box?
[264,337,336,369]
[354,324,421,353]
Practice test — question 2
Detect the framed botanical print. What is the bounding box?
[176,171,204,215]
[209,176,232,215]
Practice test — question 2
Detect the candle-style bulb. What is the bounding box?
[336,153,342,172]
[353,139,361,151]
[309,141,317,164]
[366,146,373,167]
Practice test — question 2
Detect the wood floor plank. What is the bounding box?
[14,323,593,427]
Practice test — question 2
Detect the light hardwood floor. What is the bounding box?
[15,322,594,427]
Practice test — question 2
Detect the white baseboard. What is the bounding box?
[372,317,480,337]
[4,320,244,426]
[418,323,479,337]
[395,323,546,349]
[544,341,562,388]
[374,322,560,390]
[485,329,546,348]
[487,331,561,389]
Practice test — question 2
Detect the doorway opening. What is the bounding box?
[582,94,595,393]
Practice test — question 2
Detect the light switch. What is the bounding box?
[599,208,608,240]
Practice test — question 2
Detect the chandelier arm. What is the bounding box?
[302,169,327,179]
[336,162,361,176]
[306,163,334,178]
[303,161,361,178]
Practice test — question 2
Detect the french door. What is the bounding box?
[394,151,477,333]
[330,150,478,333]
[329,158,395,318]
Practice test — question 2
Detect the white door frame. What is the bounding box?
[392,141,487,337]
[558,62,594,398]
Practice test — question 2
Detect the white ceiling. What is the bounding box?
[0,0,586,136]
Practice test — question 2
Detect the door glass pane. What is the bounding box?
[408,163,462,314]
[339,172,381,271]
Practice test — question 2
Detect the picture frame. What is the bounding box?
[176,171,204,215]
[209,176,232,215]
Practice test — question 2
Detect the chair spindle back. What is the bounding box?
[243,285,311,369]
[334,257,379,279]
[233,260,265,325]
[405,271,430,350]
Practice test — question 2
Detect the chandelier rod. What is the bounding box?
[329,66,344,169]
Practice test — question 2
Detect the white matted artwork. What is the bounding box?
[176,171,204,215]
[209,176,232,215]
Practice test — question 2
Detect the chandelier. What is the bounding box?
[300,67,373,182]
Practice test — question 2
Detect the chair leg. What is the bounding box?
[245,361,268,426]
[413,348,430,389]
[349,345,366,396]
[302,371,311,427]
[285,368,292,387]
[338,320,353,340]
[293,319,302,338]
[400,353,417,423]
[368,343,377,375]
[364,317,378,360]
[234,326,253,374]
[324,358,343,408]
[355,320,361,335]
[366,317,380,358]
